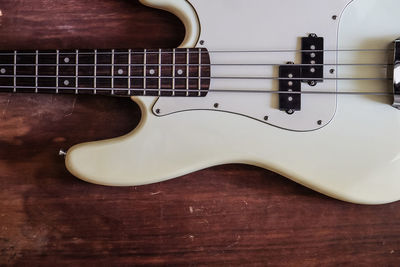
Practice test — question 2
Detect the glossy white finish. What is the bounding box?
[66,0,400,204]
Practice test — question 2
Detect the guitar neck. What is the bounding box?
[0,48,210,97]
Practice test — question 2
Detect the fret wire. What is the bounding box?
[56,50,59,93]
[111,49,115,95]
[1,49,209,95]
[94,49,97,94]
[158,49,161,96]
[172,48,176,96]
[198,48,202,96]
[143,49,147,96]
[128,49,131,95]
[35,50,39,93]
[186,48,189,97]
[75,49,79,94]
[13,51,16,93]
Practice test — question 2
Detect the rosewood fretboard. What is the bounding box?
[0,48,211,97]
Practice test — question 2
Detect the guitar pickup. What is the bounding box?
[301,34,324,85]
[279,65,301,112]
[278,34,324,113]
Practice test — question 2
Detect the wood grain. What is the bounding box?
[0,0,400,266]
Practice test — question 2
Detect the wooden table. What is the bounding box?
[0,0,399,265]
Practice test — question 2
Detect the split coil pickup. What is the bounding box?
[279,65,301,112]
[301,34,324,86]
[278,34,324,113]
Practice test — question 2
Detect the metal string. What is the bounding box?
[0,63,392,67]
[0,48,393,96]
[0,48,393,56]
[0,75,391,81]
[0,85,393,97]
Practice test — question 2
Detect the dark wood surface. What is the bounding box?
[0,0,400,266]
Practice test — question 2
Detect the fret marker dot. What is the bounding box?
[64,57,70,63]
[64,80,70,86]
[118,69,124,75]
[0,68,5,74]
[177,69,183,75]
[149,69,155,75]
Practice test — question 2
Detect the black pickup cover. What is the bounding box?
[301,35,324,84]
[278,34,324,112]
[279,65,301,112]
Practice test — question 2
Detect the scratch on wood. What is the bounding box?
[1,96,11,118]
[150,191,161,195]
[198,219,209,225]
[189,206,194,213]
[64,97,77,117]
[226,235,241,249]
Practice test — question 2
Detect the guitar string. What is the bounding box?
[0,63,391,82]
[0,75,391,81]
[0,85,394,97]
[0,49,394,95]
[0,63,392,67]
[0,48,393,79]
[0,48,393,56]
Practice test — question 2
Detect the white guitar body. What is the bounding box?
[65,0,400,204]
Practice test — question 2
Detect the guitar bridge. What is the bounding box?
[393,39,400,109]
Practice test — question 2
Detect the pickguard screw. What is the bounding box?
[199,40,205,45]
[59,149,67,157]
[155,108,161,114]
[264,116,269,121]
[308,81,317,86]
[332,15,337,20]
[317,120,323,125]
[330,69,335,74]
[214,103,219,108]
[286,109,295,115]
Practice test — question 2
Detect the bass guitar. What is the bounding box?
[1,0,400,204]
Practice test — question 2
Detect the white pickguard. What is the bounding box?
[65,0,400,204]
[154,0,348,131]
